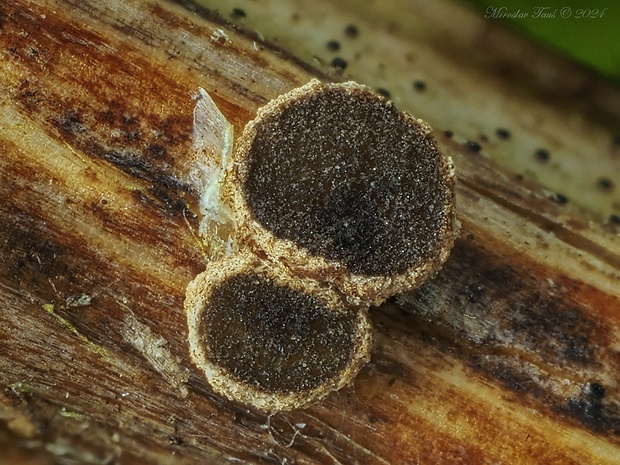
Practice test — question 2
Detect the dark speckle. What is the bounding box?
[121,114,138,126]
[444,130,453,138]
[331,57,347,70]
[465,141,482,153]
[231,8,246,19]
[563,382,618,434]
[59,111,86,134]
[609,214,620,225]
[535,148,551,162]
[345,24,359,38]
[169,435,184,445]
[327,40,340,52]
[463,283,484,304]
[584,382,606,399]
[553,193,568,204]
[147,144,167,160]
[496,128,511,140]
[613,134,620,147]
[376,88,391,98]
[413,80,427,92]
[597,177,614,191]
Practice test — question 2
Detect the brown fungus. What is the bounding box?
[185,253,372,413]
[187,79,457,413]
[224,79,457,306]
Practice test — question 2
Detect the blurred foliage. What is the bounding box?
[465,0,620,83]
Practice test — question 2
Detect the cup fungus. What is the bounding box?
[186,79,457,413]
[224,79,457,306]
[185,253,372,413]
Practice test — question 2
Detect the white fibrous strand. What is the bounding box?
[191,88,237,258]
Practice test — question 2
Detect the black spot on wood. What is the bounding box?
[535,148,550,162]
[465,141,481,152]
[553,193,568,204]
[561,383,619,435]
[59,111,87,134]
[331,57,347,69]
[146,144,167,160]
[231,8,246,19]
[345,24,359,38]
[327,40,340,52]
[495,128,510,140]
[597,177,614,191]
[413,80,426,92]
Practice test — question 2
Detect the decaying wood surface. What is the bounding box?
[1,0,619,463]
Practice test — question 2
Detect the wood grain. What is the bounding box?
[1,0,619,464]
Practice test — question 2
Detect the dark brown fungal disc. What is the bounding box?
[205,275,354,392]
[185,253,372,413]
[225,79,457,306]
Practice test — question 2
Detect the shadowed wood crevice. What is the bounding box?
[396,237,620,437]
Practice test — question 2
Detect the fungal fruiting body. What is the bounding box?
[185,253,372,412]
[225,79,457,306]
[186,79,457,412]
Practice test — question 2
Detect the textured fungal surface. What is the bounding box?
[227,80,456,304]
[203,273,355,392]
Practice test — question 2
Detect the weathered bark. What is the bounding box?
[0,0,619,464]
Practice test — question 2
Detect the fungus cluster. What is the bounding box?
[185,79,457,412]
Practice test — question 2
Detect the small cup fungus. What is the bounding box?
[185,253,372,412]
[186,79,457,412]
